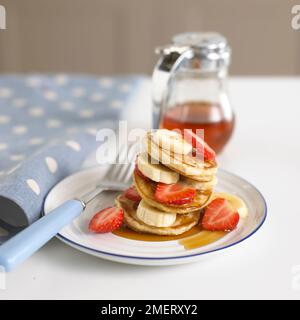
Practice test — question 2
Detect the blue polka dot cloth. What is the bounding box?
[0,74,146,244]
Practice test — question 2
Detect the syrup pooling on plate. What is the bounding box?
[113,225,226,250]
[179,230,225,250]
[113,225,202,242]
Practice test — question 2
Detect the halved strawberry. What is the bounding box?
[183,129,216,161]
[202,198,239,231]
[154,183,196,205]
[88,207,124,233]
[123,186,142,203]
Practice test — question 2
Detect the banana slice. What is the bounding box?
[213,192,248,218]
[152,129,192,155]
[137,152,179,184]
[137,200,177,227]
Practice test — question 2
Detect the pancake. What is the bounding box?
[144,133,217,181]
[116,195,201,236]
[133,171,213,214]
[180,176,218,190]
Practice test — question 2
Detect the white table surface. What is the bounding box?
[0,77,299,300]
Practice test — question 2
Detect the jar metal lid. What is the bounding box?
[172,32,227,51]
[175,32,231,68]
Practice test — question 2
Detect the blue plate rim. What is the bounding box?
[54,169,268,261]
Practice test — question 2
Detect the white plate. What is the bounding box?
[44,167,267,266]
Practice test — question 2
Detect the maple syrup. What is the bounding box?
[179,230,225,250]
[113,226,226,250]
[160,101,234,153]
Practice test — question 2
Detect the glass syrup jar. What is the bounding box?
[152,32,235,154]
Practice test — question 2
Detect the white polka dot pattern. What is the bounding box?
[72,87,86,97]
[26,179,41,195]
[118,84,131,92]
[79,109,94,118]
[54,74,68,85]
[26,77,42,87]
[110,100,123,108]
[99,78,113,88]
[66,140,81,151]
[10,154,25,161]
[0,87,13,98]
[0,74,141,239]
[86,128,97,135]
[29,107,44,117]
[12,125,27,135]
[46,119,62,128]
[60,101,74,110]
[43,90,58,101]
[28,137,44,145]
[0,115,10,124]
[90,93,104,102]
[45,157,58,173]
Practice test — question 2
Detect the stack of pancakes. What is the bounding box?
[116,130,218,235]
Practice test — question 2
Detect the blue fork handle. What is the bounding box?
[0,199,84,272]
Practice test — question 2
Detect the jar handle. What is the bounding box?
[158,48,196,127]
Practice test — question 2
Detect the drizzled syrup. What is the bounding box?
[113,226,225,250]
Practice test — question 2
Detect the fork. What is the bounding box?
[0,143,136,272]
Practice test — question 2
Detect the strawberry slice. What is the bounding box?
[183,129,216,161]
[123,186,142,203]
[88,207,123,233]
[154,183,196,205]
[202,198,239,231]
